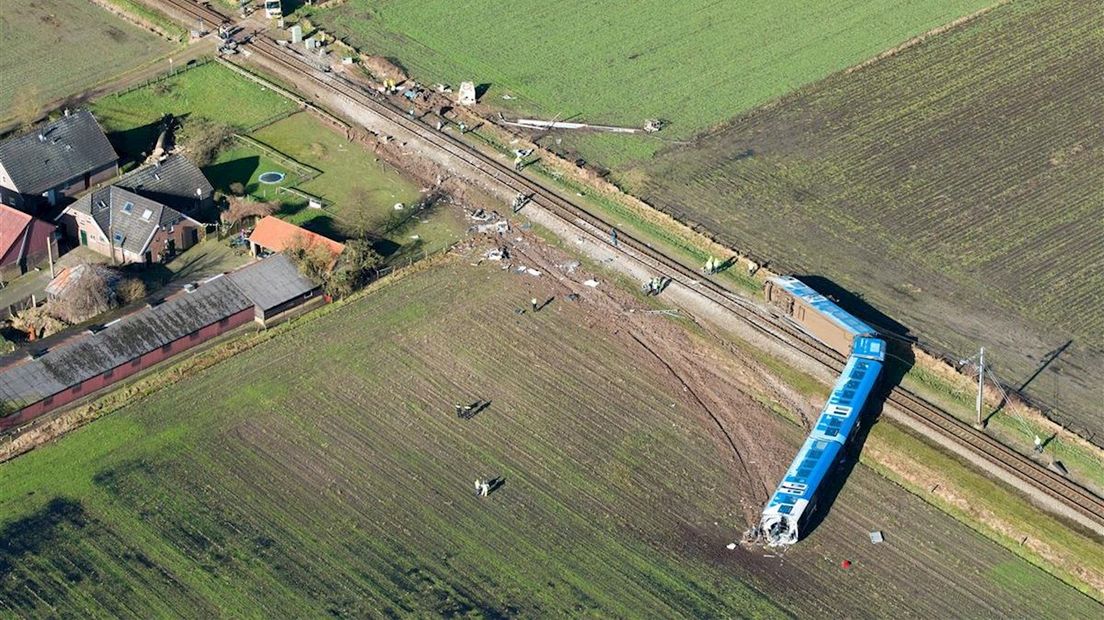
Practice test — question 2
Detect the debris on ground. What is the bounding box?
[475,220,509,234]
[467,208,492,222]
[642,276,670,296]
[559,260,580,274]
[870,531,884,544]
[394,202,404,210]
[726,543,737,550]
[511,192,531,213]
[526,268,541,277]
[841,560,852,569]
[583,279,600,288]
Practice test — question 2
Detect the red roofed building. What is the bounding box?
[1,204,57,281]
[248,216,345,268]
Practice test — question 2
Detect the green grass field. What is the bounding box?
[305,0,991,167]
[0,0,173,124]
[0,259,1097,617]
[91,62,298,160]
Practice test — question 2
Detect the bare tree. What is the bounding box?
[284,234,338,284]
[343,186,378,239]
[221,197,275,227]
[116,278,148,304]
[181,118,233,167]
[11,306,66,340]
[50,264,118,324]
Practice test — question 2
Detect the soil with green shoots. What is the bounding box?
[0,255,1097,617]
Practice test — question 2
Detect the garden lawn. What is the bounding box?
[91,62,297,160]
[215,112,462,257]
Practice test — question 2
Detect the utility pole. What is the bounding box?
[975,347,985,429]
[46,232,55,279]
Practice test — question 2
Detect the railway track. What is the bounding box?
[158,0,226,27]
[152,0,1104,530]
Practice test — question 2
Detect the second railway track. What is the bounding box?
[151,0,1104,532]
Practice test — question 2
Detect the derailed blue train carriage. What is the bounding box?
[759,277,886,545]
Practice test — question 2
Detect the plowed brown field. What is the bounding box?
[633,0,1104,442]
[0,240,1097,616]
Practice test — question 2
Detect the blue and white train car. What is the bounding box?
[759,277,887,546]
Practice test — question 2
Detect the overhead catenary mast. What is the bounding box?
[975,347,985,429]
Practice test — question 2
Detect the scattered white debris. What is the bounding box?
[583,279,600,288]
[475,220,509,234]
[409,235,420,240]
[726,543,737,550]
[485,249,504,261]
[869,531,884,544]
[394,202,405,210]
[559,260,580,274]
[526,268,542,277]
[502,94,515,100]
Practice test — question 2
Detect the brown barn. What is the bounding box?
[0,254,321,427]
[0,109,118,212]
[59,186,201,264]
[0,204,57,281]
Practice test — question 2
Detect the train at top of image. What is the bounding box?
[757,276,887,546]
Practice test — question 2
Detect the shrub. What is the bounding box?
[117,278,148,304]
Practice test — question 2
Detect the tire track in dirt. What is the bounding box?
[628,330,766,526]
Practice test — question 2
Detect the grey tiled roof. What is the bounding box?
[115,154,214,213]
[0,277,252,407]
[0,110,117,195]
[67,186,198,255]
[226,254,318,312]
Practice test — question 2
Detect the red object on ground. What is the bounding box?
[841,560,852,569]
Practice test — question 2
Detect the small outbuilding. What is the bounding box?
[248,215,345,267]
[227,253,322,324]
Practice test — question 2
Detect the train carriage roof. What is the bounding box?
[766,436,843,508]
[770,276,876,338]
